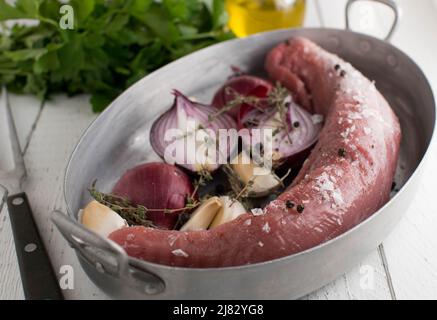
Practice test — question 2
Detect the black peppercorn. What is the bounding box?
[340,70,346,77]
[293,121,300,128]
[338,148,346,157]
[285,200,294,209]
[334,64,340,71]
[296,204,305,213]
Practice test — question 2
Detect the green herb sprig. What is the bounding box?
[212,83,293,138]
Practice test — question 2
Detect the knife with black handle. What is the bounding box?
[7,193,64,300]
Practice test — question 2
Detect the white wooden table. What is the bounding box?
[1,0,437,300]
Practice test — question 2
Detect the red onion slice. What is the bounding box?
[150,90,237,172]
[212,75,273,118]
[240,96,323,167]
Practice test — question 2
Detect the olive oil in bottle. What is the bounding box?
[226,0,306,37]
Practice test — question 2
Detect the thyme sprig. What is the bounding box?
[209,87,268,122]
[89,181,200,228]
[221,164,254,207]
[190,169,214,198]
[268,83,293,143]
[276,168,292,188]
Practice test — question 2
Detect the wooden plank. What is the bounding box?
[10,94,44,151]
[20,94,109,299]
[373,0,437,299]
[0,204,25,299]
[383,149,437,299]
[305,250,391,299]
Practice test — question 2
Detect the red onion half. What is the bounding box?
[112,162,193,229]
[212,75,273,118]
[150,90,237,172]
[240,95,323,167]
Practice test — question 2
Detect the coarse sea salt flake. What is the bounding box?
[277,235,286,246]
[251,208,264,216]
[262,222,271,233]
[258,241,264,247]
[362,109,373,118]
[172,249,189,258]
[126,233,135,241]
[168,234,179,247]
[348,112,362,120]
[332,190,344,205]
[353,94,364,103]
[316,172,335,191]
[244,219,252,226]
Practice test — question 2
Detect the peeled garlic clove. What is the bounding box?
[209,196,246,229]
[180,197,222,231]
[251,170,281,196]
[231,153,281,197]
[80,200,128,237]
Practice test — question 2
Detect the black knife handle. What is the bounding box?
[7,193,63,300]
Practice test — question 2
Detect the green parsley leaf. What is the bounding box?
[0,0,234,111]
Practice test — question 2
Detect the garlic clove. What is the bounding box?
[231,153,281,197]
[209,196,246,229]
[231,152,253,182]
[80,200,128,237]
[251,171,281,196]
[180,197,222,231]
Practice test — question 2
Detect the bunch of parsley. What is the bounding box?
[0,0,233,112]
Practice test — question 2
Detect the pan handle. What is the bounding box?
[345,0,399,42]
[51,210,165,295]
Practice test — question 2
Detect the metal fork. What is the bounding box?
[0,86,63,300]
